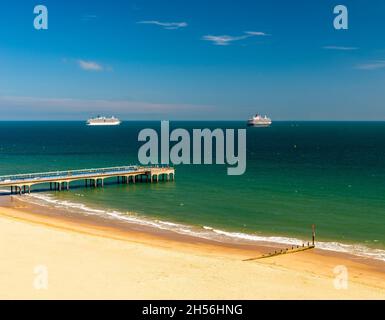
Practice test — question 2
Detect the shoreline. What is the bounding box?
[0,194,385,299]
[3,190,385,263]
[0,194,286,257]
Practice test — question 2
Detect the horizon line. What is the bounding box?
[1,119,385,122]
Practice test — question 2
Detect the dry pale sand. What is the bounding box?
[0,205,384,300]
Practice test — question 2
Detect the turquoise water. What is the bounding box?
[1,121,385,258]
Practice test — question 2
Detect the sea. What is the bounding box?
[0,121,385,261]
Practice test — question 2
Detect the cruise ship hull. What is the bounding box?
[247,120,272,127]
[87,121,121,126]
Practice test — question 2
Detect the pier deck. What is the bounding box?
[0,165,175,194]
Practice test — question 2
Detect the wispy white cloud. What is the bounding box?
[137,20,188,30]
[355,60,385,70]
[0,96,215,119]
[202,35,249,46]
[245,31,269,36]
[323,46,358,51]
[202,31,269,46]
[77,60,104,72]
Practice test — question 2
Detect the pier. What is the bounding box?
[0,165,175,195]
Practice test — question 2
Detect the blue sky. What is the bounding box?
[0,0,384,120]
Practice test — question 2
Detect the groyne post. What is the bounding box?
[312,224,316,246]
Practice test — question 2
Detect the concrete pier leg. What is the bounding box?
[67,182,70,190]
[133,176,136,184]
[94,179,97,188]
[28,186,31,194]
[101,179,104,187]
[59,183,62,191]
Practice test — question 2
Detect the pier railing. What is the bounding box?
[0,165,140,183]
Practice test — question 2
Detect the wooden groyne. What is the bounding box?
[244,225,316,261]
[0,165,175,195]
[243,243,315,261]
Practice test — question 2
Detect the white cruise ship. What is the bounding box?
[87,116,121,126]
[247,114,272,127]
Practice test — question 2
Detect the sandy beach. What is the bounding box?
[0,196,384,300]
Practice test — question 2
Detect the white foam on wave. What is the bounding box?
[15,192,385,262]
[156,220,181,227]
